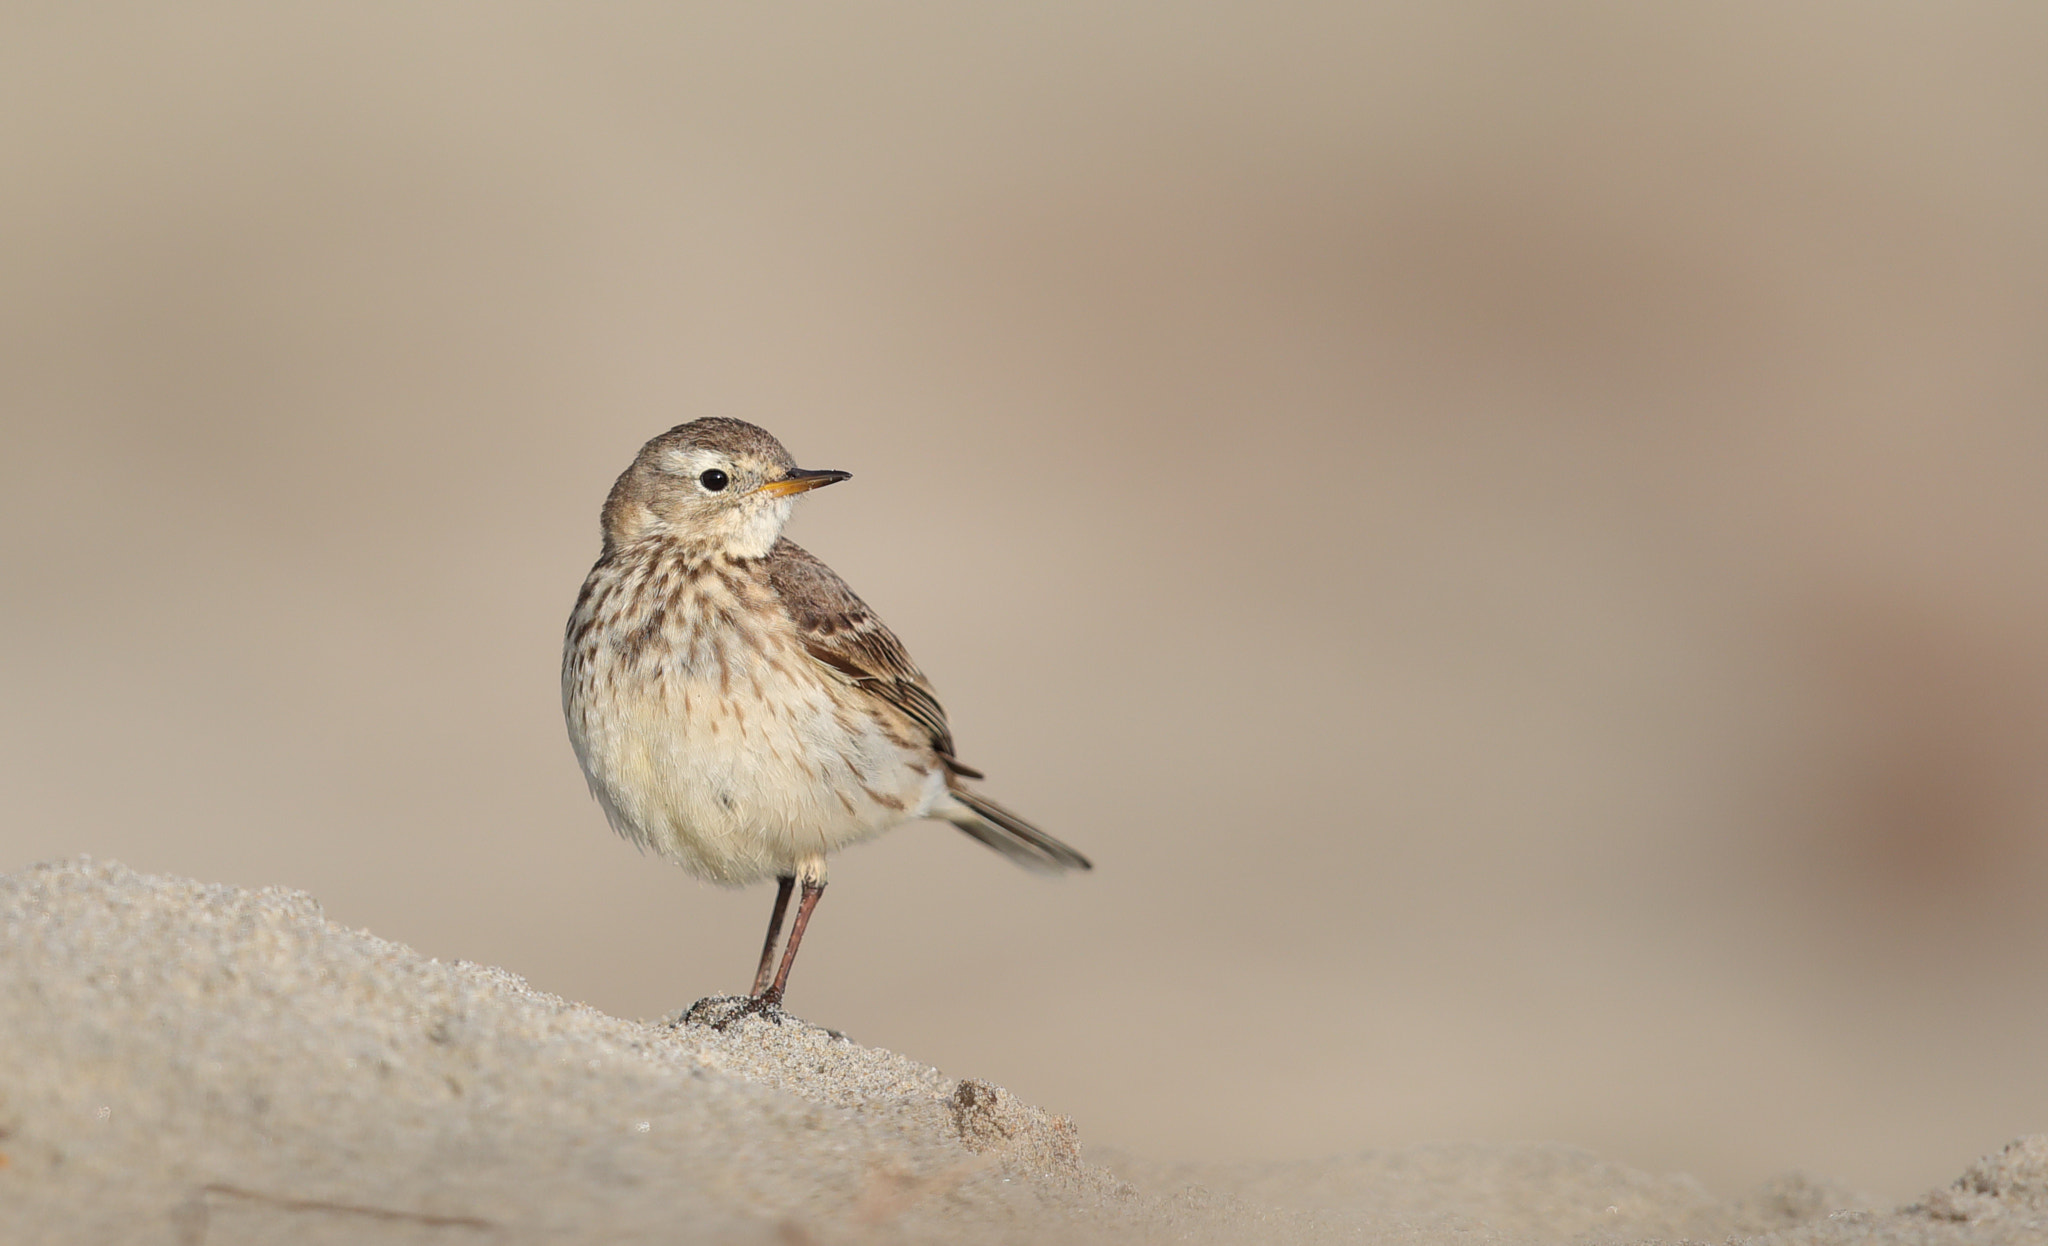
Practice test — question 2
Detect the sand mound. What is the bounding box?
[2,859,2039,1244]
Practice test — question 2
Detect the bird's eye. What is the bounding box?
[698,469,729,492]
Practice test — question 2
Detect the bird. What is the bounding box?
[561,418,1091,1018]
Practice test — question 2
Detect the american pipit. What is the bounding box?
[563,418,1090,1015]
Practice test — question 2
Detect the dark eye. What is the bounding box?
[698,469,729,492]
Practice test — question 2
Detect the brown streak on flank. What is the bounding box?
[859,782,906,812]
[875,717,918,752]
[833,707,865,742]
[835,787,857,814]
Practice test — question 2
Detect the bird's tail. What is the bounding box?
[938,788,1093,874]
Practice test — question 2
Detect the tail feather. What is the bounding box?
[940,788,1092,873]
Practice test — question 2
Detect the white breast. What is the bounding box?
[563,562,941,885]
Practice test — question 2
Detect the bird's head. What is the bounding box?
[599,418,849,557]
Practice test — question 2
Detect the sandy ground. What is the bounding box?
[3,859,2042,1245]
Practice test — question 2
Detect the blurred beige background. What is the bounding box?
[4,2,2045,1205]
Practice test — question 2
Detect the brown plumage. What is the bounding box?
[562,418,1089,1015]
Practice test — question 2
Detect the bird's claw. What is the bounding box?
[679,993,787,1031]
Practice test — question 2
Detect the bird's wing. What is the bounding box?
[764,538,982,777]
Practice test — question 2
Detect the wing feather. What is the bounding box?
[766,538,1089,872]
[765,538,978,774]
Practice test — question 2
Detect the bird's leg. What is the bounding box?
[688,877,823,1030]
[750,875,796,997]
[760,880,825,1006]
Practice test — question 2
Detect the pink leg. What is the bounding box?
[762,881,824,1005]
[751,876,795,997]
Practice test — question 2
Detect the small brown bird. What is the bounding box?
[562,418,1090,1015]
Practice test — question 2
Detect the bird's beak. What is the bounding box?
[753,468,852,498]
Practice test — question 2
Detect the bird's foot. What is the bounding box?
[678,992,787,1031]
